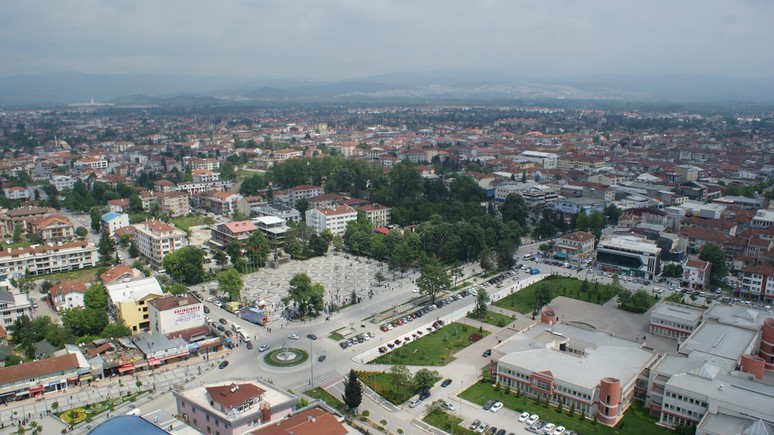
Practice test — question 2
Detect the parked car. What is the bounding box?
[444,401,455,411]
[218,360,229,369]
[408,399,420,408]
[483,400,495,410]
[526,414,539,425]
[482,349,492,357]
[441,378,452,387]
[553,426,566,435]
[469,419,481,430]
[518,412,530,422]
[475,423,488,434]
[490,401,503,412]
[218,318,228,325]
[419,390,431,401]
[542,423,555,434]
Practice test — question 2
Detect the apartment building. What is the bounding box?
[739,263,774,301]
[100,212,130,237]
[0,287,33,327]
[252,216,288,250]
[51,175,76,192]
[48,280,87,311]
[0,353,80,399]
[106,277,166,332]
[555,231,595,260]
[157,192,190,217]
[27,214,76,243]
[191,169,219,183]
[73,156,108,172]
[210,220,258,249]
[681,259,711,291]
[174,380,298,435]
[148,294,204,336]
[287,185,324,208]
[360,203,391,228]
[518,151,558,169]
[133,220,187,268]
[0,241,98,277]
[2,186,30,201]
[253,203,301,224]
[305,205,357,236]
[185,157,220,171]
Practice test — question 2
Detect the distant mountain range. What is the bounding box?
[1,70,773,106]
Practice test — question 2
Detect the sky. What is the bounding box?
[1,0,773,81]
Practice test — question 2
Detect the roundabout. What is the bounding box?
[263,347,309,367]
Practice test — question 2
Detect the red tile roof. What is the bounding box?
[684,259,709,270]
[0,353,79,384]
[99,264,135,284]
[206,383,265,409]
[223,220,258,234]
[249,407,347,435]
[743,263,774,277]
[0,241,90,259]
[49,281,87,299]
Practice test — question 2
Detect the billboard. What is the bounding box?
[173,304,203,324]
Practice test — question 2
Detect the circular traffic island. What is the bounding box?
[264,348,309,367]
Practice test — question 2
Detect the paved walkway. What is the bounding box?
[0,350,228,435]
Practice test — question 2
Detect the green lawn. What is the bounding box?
[39,266,107,284]
[128,212,149,224]
[368,322,489,366]
[466,310,515,327]
[357,370,442,405]
[494,277,619,313]
[1,239,32,250]
[459,382,671,435]
[423,409,477,435]
[304,387,345,412]
[170,214,216,232]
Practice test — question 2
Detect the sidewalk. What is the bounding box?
[0,351,226,435]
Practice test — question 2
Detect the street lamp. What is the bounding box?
[309,337,314,388]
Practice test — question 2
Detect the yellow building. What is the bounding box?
[106,277,166,333]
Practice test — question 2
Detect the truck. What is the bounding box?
[530,268,541,275]
[225,301,241,314]
[240,307,266,326]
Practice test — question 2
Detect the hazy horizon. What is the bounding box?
[2,0,773,81]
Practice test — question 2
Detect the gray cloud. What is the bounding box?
[1,0,772,79]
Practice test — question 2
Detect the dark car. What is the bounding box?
[495,430,506,435]
[419,390,431,401]
[307,334,318,340]
[318,355,326,362]
[339,342,349,349]
[224,330,233,338]
[488,428,498,435]
[441,379,452,388]
[218,360,229,369]
[216,325,225,332]
[482,349,492,357]
[245,341,253,349]
[483,400,495,410]
[218,318,228,325]
[203,306,210,314]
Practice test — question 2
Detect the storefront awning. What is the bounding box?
[28,385,43,394]
[147,357,161,367]
[553,252,568,259]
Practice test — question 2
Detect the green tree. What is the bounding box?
[128,241,139,258]
[617,288,633,308]
[342,369,363,412]
[416,257,450,304]
[62,308,108,337]
[699,243,728,281]
[214,250,229,268]
[75,226,88,239]
[84,283,108,310]
[374,271,386,286]
[90,207,103,233]
[4,354,23,366]
[295,198,310,216]
[495,238,517,270]
[500,193,529,227]
[97,229,116,266]
[605,204,622,225]
[100,319,132,338]
[474,288,490,319]
[413,368,439,394]
[217,268,244,302]
[12,224,22,243]
[535,284,552,310]
[162,246,206,284]
[282,273,325,318]
[9,315,35,359]
[239,174,266,196]
[479,247,495,273]
[662,263,683,278]
[219,161,237,181]
[388,364,414,398]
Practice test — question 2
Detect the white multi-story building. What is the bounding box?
[73,156,108,172]
[133,220,187,268]
[751,209,774,229]
[148,294,204,335]
[253,203,301,224]
[2,186,30,201]
[191,169,219,183]
[0,241,98,277]
[360,204,391,228]
[596,236,662,280]
[0,284,33,327]
[682,259,711,291]
[305,205,357,236]
[174,380,298,435]
[740,263,774,302]
[48,280,87,311]
[287,185,324,208]
[518,151,558,169]
[51,175,77,191]
[648,302,704,339]
[101,212,130,237]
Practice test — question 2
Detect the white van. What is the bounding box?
[231,323,242,333]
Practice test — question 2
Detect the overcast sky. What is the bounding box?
[1,0,772,80]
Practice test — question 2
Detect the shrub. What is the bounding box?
[469,333,483,342]
[362,410,370,417]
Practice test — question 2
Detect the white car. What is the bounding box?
[518,412,530,422]
[543,423,555,433]
[526,414,539,425]
[408,399,420,408]
[490,401,503,412]
[474,423,488,434]
[444,402,455,411]
[553,426,566,435]
[258,344,270,352]
[287,333,300,340]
